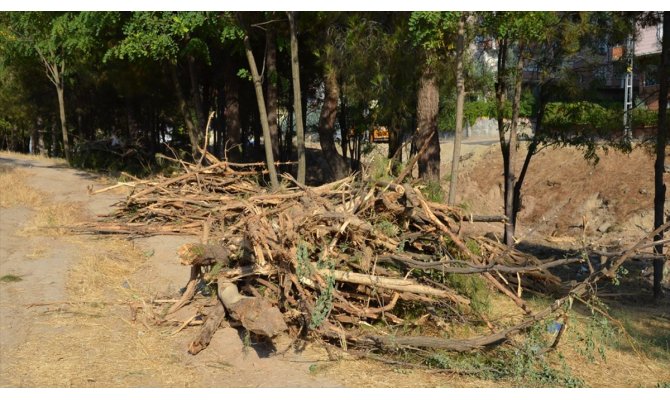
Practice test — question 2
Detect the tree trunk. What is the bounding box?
[512,86,547,239]
[223,58,242,161]
[50,119,58,157]
[339,92,349,162]
[318,63,349,181]
[187,55,205,138]
[285,93,294,156]
[496,38,508,148]
[265,27,280,162]
[448,14,467,205]
[169,63,200,157]
[415,62,440,182]
[653,12,669,300]
[495,37,510,245]
[287,12,306,185]
[504,43,525,247]
[242,32,279,189]
[30,119,39,155]
[54,69,70,163]
[36,117,45,155]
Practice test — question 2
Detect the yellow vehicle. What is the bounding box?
[370,126,389,143]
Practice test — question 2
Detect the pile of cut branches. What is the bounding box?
[85,157,667,358]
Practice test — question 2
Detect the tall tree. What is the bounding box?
[3,12,97,162]
[287,11,306,185]
[409,12,453,184]
[107,12,210,157]
[415,63,441,181]
[653,12,669,300]
[448,13,467,205]
[223,55,243,160]
[264,21,280,161]
[408,12,463,184]
[316,21,350,180]
[484,12,558,246]
[239,19,279,188]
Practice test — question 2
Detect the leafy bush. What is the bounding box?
[543,101,621,139]
[632,108,658,127]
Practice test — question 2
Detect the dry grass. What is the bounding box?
[20,201,87,237]
[3,237,201,387]
[0,150,67,164]
[24,246,48,260]
[318,293,670,388]
[4,308,200,387]
[0,167,43,208]
[0,158,202,387]
[547,306,670,387]
[319,358,504,388]
[67,238,147,302]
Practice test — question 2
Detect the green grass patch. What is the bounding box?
[1,274,23,283]
[421,181,445,203]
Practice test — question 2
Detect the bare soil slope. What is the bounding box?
[458,144,670,246]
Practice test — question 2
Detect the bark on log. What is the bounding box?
[188,302,226,355]
[218,282,288,338]
[318,269,470,306]
[458,215,507,223]
[168,265,201,315]
[178,243,230,268]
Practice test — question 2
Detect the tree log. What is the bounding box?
[218,282,288,338]
[188,302,226,355]
[318,269,470,306]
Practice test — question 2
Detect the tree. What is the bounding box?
[408,12,454,184]
[653,12,669,300]
[107,12,211,158]
[2,12,98,162]
[448,13,467,205]
[264,17,280,161]
[238,16,279,188]
[484,12,559,246]
[314,15,351,180]
[287,11,306,185]
[223,54,243,160]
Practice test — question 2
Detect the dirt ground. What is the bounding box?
[1,149,669,388]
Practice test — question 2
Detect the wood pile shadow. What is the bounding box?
[80,155,669,361]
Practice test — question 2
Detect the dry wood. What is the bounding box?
[188,302,226,355]
[218,282,288,338]
[84,152,663,359]
[319,269,470,306]
[168,265,200,315]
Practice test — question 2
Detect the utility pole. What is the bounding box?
[623,35,635,140]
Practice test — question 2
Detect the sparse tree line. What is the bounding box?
[0,11,667,298]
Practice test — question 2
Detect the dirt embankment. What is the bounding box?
[457,144,670,245]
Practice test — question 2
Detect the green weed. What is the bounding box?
[309,259,335,330]
[427,323,584,387]
[0,274,22,283]
[421,181,445,203]
[375,219,400,238]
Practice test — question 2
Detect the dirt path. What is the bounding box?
[0,153,339,387]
